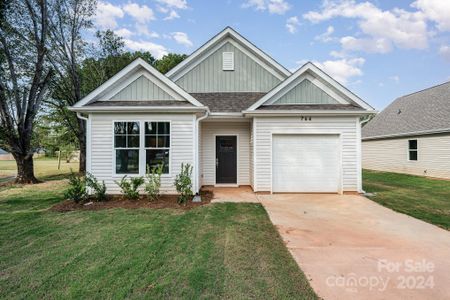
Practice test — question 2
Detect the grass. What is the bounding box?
[0,179,316,299]
[0,158,78,184]
[363,169,450,230]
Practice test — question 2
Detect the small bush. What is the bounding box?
[174,163,193,205]
[65,171,86,203]
[115,175,144,200]
[86,173,107,201]
[145,164,164,201]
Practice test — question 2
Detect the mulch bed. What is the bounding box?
[50,190,213,212]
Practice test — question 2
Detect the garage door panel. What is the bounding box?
[272,134,340,193]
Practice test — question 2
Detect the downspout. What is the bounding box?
[194,108,210,194]
[76,112,91,177]
[358,114,373,194]
[76,112,88,122]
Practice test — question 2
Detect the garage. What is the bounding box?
[272,134,340,193]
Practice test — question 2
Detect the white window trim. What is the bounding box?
[407,139,418,162]
[144,121,172,177]
[112,120,141,177]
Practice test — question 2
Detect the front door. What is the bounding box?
[216,136,237,184]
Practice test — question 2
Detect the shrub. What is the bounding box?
[174,163,193,205]
[65,171,86,203]
[115,175,144,200]
[145,164,164,201]
[86,173,107,201]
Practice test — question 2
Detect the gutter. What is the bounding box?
[362,128,450,141]
[242,110,377,116]
[68,106,208,113]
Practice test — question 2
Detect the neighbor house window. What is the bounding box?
[145,122,170,174]
[114,121,140,174]
[408,139,418,161]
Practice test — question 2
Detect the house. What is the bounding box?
[69,27,375,194]
[362,81,450,179]
[0,148,14,161]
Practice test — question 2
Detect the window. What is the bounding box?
[145,122,170,174]
[114,122,140,174]
[408,139,418,161]
[222,52,234,71]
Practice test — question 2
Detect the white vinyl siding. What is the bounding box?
[200,121,250,186]
[362,134,450,179]
[253,116,360,192]
[175,42,281,93]
[90,113,195,194]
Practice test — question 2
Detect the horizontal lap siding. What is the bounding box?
[254,116,359,192]
[362,134,450,179]
[200,121,251,186]
[90,113,195,194]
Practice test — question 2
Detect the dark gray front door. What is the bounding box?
[216,136,237,184]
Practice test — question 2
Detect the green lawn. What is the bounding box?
[0,179,316,299]
[0,158,78,184]
[363,169,450,230]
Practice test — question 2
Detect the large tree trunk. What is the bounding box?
[77,118,86,174]
[13,153,39,184]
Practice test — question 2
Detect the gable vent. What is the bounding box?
[222,52,234,71]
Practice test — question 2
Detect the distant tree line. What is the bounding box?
[0,0,187,183]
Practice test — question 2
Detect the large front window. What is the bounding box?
[145,122,170,174]
[114,122,140,174]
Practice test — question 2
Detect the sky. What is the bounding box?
[93,0,450,110]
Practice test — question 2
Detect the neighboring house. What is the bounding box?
[0,148,14,161]
[70,27,375,194]
[362,81,450,179]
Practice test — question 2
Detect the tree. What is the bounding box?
[46,0,96,174]
[155,53,187,74]
[0,0,53,183]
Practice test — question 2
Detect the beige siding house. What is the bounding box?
[362,82,450,179]
[70,27,375,195]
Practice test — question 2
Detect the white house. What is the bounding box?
[70,27,375,194]
[362,81,450,179]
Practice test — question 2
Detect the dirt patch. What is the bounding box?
[50,190,213,212]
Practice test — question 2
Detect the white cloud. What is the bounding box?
[123,3,155,23]
[303,0,429,51]
[242,0,290,15]
[439,45,450,62]
[164,10,180,20]
[389,75,400,83]
[135,24,159,38]
[114,28,134,38]
[123,39,168,58]
[286,16,299,34]
[156,0,188,10]
[340,36,392,53]
[95,1,124,29]
[315,26,335,42]
[170,32,193,47]
[412,0,450,32]
[313,57,365,84]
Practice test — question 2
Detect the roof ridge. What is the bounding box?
[398,80,450,99]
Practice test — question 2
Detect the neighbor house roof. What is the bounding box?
[190,92,265,112]
[362,81,450,140]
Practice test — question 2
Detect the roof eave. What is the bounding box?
[68,106,208,113]
[362,128,450,141]
[243,110,376,116]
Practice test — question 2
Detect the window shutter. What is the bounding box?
[222,52,234,71]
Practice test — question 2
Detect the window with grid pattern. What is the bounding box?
[145,122,170,174]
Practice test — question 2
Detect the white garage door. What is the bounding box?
[272,134,340,193]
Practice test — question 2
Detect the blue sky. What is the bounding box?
[93,0,450,110]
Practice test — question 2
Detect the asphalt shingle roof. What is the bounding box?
[189,92,266,112]
[362,81,450,140]
[257,104,362,110]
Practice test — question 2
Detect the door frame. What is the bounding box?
[214,134,239,186]
[270,132,343,194]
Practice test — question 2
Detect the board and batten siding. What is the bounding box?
[274,79,339,105]
[175,42,281,93]
[200,121,251,186]
[89,113,195,194]
[110,75,175,101]
[362,134,450,179]
[253,116,360,192]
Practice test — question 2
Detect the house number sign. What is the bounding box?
[300,116,312,121]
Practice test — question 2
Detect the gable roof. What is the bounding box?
[362,81,450,140]
[166,27,291,82]
[70,58,205,111]
[190,92,265,112]
[246,62,375,112]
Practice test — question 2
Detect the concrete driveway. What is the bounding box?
[258,194,450,300]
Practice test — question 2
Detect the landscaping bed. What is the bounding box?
[50,190,213,212]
